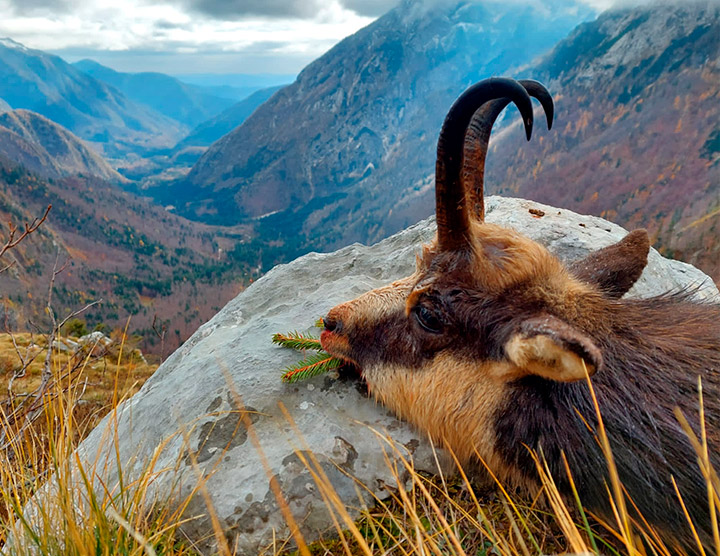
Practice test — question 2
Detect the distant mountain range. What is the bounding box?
[114,84,290,186]
[72,59,236,128]
[0,38,185,157]
[166,0,596,254]
[0,42,291,349]
[0,39,289,185]
[172,72,295,100]
[162,0,719,282]
[0,109,123,181]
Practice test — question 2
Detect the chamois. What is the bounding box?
[321,77,720,552]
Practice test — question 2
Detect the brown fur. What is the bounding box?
[321,78,720,553]
[323,227,720,553]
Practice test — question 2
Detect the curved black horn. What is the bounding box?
[436,78,534,252]
[463,79,554,220]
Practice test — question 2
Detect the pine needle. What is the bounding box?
[281,352,345,383]
[272,331,323,351]
[273,326,347,383]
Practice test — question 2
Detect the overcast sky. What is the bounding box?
[0,0,618,76]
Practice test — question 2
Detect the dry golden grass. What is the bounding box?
[0,330,191,554]
[0,331,154,394]
[0,331,156,453]
[0,338,715,556]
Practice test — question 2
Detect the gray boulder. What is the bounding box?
[16,197,719,554]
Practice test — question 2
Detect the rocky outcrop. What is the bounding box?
[15,197,718,555]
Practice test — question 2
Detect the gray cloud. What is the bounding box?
[184,0,324,19]
[54,45,310,74]
[340,0,399,16]
[154,19,191,30]
[5,0,73,15]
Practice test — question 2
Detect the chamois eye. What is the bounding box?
[414,306,443,334]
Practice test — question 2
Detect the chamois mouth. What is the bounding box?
[320,330,367,394]
[320,329,349,357]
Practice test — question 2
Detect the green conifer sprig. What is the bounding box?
[272,325,346,383]
[280,352,344,383]
[271,331,322,351]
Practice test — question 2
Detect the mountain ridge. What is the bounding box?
[482,2,720,279]
[0,157,254,354]
[166,0,595,248]
[159,1,719,282]
[0,109,124,181]
[72,59,235,128]
[0,38,186,157]
[173,85,286,151]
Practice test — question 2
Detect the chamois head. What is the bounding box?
[322,77,720,550]
[321,77,650,462]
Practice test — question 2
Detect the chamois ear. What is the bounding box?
[569,229,650,299]
[504,315,602,382]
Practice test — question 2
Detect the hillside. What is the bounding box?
[0,38,185,157]
[483,2,720,280]
[73,59,235,128]
[173,85,286,150]
[164,0,594,255]
[113,86,286,187]
[0,110,123,181]
[0,160,256,354]
[163,0,718,283]
[110,84,282,187]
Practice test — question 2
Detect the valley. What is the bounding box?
[0,160,255,355]
[0,0,717,358]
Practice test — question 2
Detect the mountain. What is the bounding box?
[173,72,296,100]
[110,86,287,187]
[0,158,257,354]
[481,2,720,280]
[0,97,10,112]
[0,38,185,156]
[165,0,594,254]
[0,110,123,181]
[173,85,285,150]
[73,59,235,128]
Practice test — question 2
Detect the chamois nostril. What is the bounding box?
[323,316,339,332]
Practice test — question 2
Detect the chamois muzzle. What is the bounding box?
[322,316,339,333]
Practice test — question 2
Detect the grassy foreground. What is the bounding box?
[0,331,715,555]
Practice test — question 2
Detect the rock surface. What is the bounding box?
[19,197,719,554]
